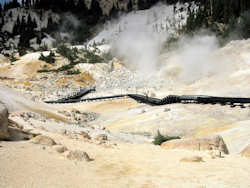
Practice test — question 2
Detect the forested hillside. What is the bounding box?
[0,0,250,54]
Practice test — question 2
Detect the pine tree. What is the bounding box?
[127,0,133,11]
[20,16,26,33]
[87,0,102,25]
[27,14,32,32]
[32,18,37,30]
[12,16,21,35]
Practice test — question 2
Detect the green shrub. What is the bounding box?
[37,69,53,73]
[56,64,74,71]
[10,54,18,62]
[66,69,81,75]
[39,51,55,64]
[85,51,104,64]
[102,52,113,61]
[153,131,181,145]
[18,48,27,56]
[56,44,78,62]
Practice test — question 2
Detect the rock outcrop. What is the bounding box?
[0,103,9,140]
[161,135,229,154]
[240,144,250,158]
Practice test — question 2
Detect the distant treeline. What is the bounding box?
[0,0,250,49]
[2,0,250,25]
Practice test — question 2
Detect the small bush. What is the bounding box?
[102,52,113,61]
[37,69,52,73]
[66,69,81,75]
[10,54,18,62]
[85,51,104,64]
[39,51,55,64]
[18,48,27,56]
[56,44,77,62]
[153,131,181,145]
[56,64,74,71]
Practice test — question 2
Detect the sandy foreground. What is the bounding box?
[0,95,250,188]
[1,131,250,188]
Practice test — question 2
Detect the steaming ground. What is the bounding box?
[1,37,250,147]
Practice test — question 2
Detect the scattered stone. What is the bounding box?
[31,135,56,146]
[80,131,91,139]
[0,103,9,140]
[180,156,204,163]
[53,145,67,153]
[208,150,223,159]
[94,134,108,141]
[161,135,229,154]
[96,140,106,145]
[66,150,93,162]
[140,109,147,114]
[240,144,250,158]
[41,146,46,150]
[164,108,171,112]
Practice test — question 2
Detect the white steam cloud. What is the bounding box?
[111,23,166,73]
[161,34,230,83]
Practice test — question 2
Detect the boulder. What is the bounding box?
[8,127,32,141]
[240,144,250,158]
[0,103,9,140]
[180,156,204,163]
[66,150,93,162]
[161,135,229,154]
[31,135,56,146]
[53,145,67,153]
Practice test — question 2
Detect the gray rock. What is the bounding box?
[31,135,56,146]
[161,135,229,154]
[53,145,67,153]
[66,150,93,162]
[0,103,9,140]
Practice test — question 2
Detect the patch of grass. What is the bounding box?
[153,131,181,145]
